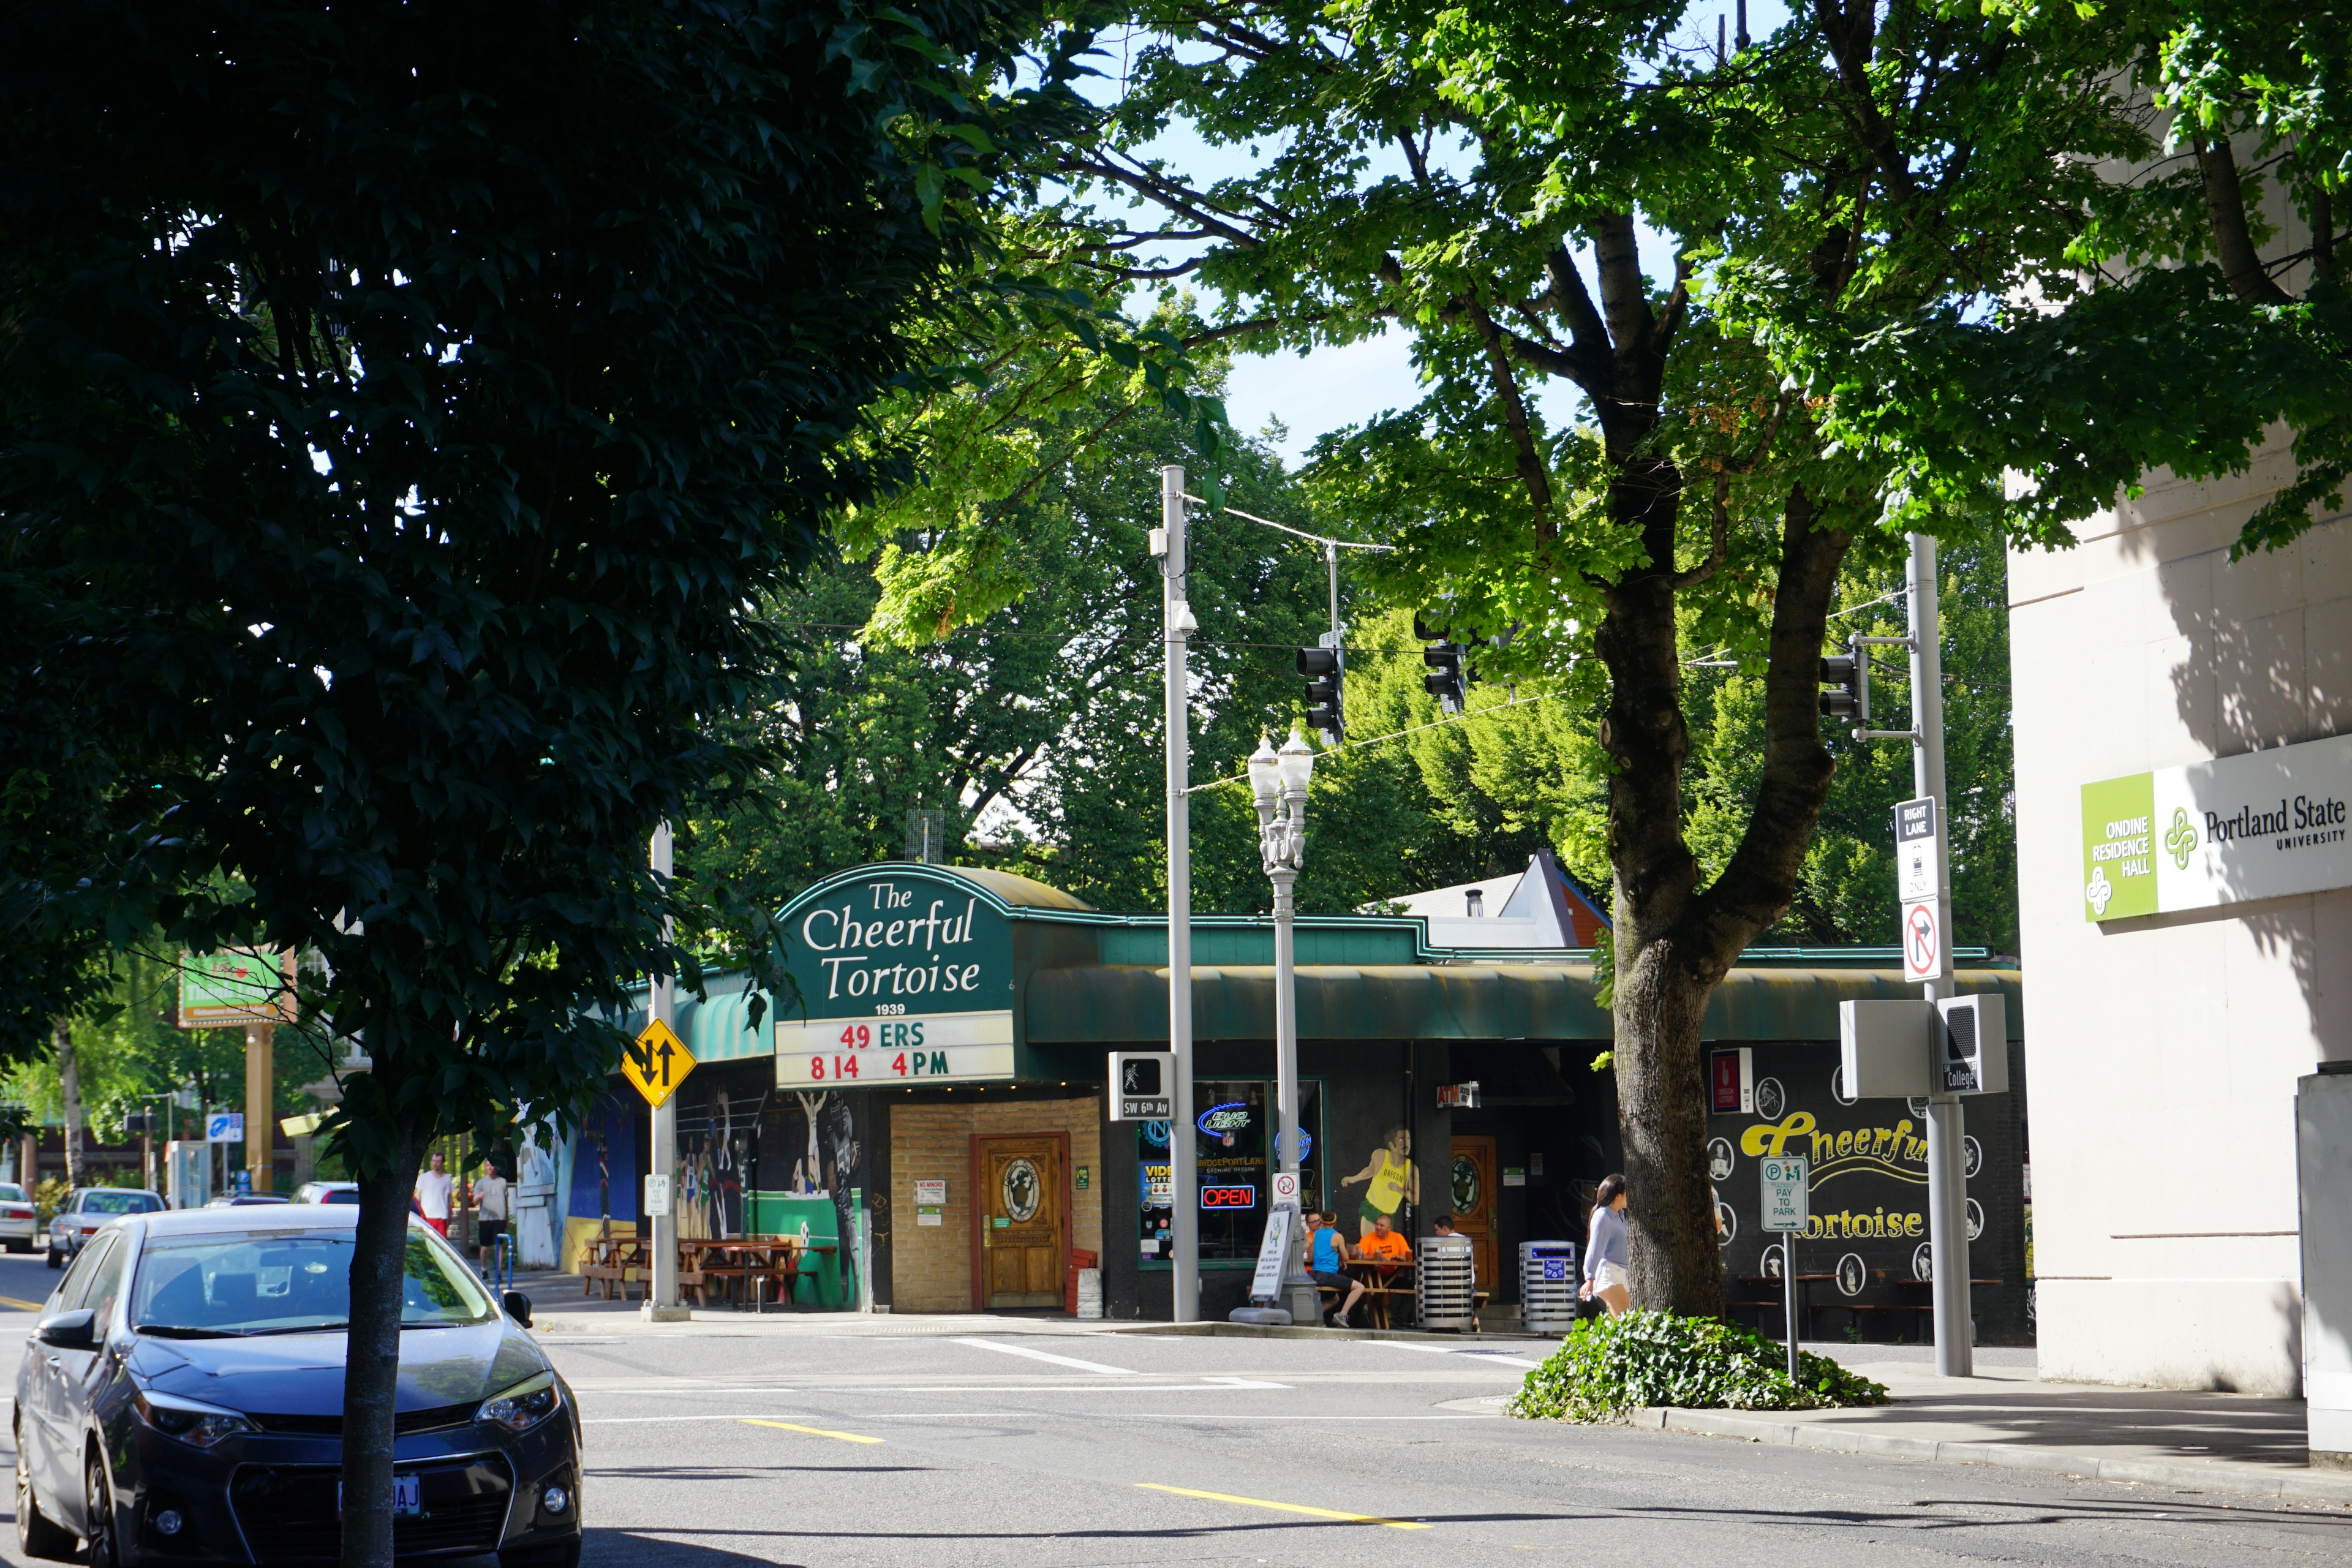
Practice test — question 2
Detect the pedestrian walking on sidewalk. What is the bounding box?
[415,1150,454,1238]
[473,1159,510,1270]
[1581,1174,1630,1314]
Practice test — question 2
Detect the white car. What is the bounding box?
[0,1183,32,1252]
[293,1180,360,1204]
[45,1186,165,1267]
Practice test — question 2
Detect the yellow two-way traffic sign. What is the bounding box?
[622,1017,696,1108]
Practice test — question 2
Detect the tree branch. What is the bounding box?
[2192,129,2291,304]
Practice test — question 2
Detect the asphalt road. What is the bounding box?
[0,1250,2345,1568]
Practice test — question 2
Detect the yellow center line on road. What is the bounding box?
[737,1418,884,1446]
[1137,1483,1431,1529]
[0,1297,45,1313]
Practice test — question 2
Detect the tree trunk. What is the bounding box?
[341,1119,428,1568]
[1599,487,1853,1317]
[53,1019,85,1189]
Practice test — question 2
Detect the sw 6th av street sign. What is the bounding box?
[623,1018,696,1108]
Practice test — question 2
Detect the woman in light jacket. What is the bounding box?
[1581,1173,1631,1314]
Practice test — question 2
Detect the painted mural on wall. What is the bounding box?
[1339,1126,1417,1238]
[1708,1041,2027,1342]
[567,1092,640,1232]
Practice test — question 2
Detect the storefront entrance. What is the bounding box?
[972,1133,1068,1309]
[1450,1135,1499,1292]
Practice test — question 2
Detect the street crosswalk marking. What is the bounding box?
[950,1336,1138,1375]
[1137,1483,1431,1529]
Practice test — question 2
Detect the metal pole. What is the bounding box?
[1907,533,1972,1378]
[648,821,683,1318]
[1163,465,1199,1322]
[1272,865,1300,1188]
[1784,1238,1799,1381]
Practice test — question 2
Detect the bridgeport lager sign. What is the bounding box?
[771,866,1017,1087]
[2082,732,2352,921]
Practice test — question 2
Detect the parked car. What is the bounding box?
[203,1194,292,1208]
[14,1205,579,1567]
[47,1190,164,1269]
[292,1182,360,1205]
[0,1183,36,1253]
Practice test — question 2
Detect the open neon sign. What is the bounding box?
[1200,1185,1257,1209]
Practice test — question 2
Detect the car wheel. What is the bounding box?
[43,1245,59,1269]
[13,1427,75,1560]
[6,1239,25,1254]
[83,1453,118,1568]
[498,1539,582,1568]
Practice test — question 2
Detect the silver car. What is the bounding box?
[48,1189,165,1268]
[0,1185,34,1253]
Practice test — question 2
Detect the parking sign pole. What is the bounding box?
[1784,1234,1798,1380]
[647,821,682,1318]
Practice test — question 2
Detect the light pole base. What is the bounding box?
[640,1302,692,1323]
[1283,1270,1324,1326]
[1229,1306,1292,1325]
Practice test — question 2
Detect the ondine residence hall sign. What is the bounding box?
[2082,732,2352,921]
[771,865,1019,1087]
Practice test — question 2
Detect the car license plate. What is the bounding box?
[336,1474,423,1518]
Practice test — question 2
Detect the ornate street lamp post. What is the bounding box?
[1250,726,1322,1323]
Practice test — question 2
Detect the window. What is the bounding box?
[81,1191,160,1215]
[129,1228,494,1336]
[1139,1080,1323,1264]
[81,1236,129,1329]
[48,1233,116,1317]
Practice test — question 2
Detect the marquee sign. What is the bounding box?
[771,867,1020,1085]
[2082,731,2352,921]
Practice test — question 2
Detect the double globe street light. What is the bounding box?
[1248,725,1323,1324]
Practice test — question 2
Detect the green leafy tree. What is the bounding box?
[0,2,1083,1561]
[908,0,2299,1313]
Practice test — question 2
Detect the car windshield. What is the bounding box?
[129,1229,494,1335]
[81,1192,159,1215]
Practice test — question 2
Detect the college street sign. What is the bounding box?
[2082,731,2352,921]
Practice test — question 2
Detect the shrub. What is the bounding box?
[1508,1310,1890,1421]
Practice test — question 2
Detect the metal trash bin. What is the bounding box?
[1519,1240,1579,1335]
[1417,1234,1477,1332]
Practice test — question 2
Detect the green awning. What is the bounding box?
[1022,963,2022,1044]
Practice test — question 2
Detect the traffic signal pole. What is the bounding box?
[1905,533,1973,1378]
[1162,466,1199,1322]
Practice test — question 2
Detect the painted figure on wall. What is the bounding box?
[715,1089,744,1237]
[823,1093,861,1304]
[1340,1126,1419,1239]
[793,1090,832,1198]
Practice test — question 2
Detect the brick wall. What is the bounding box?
[890,1095,1101,1313]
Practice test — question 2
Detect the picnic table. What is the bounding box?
[1730,1272,1833,1338]
[1344,1256,1416,1330]
[580,1234,647,1300]
[677,1235,840,1310]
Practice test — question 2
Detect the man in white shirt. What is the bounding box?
[473,1159,511,1269]
[415,1150,455,1238]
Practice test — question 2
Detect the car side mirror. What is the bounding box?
[36,1309,96,1352]
[501,1291,533,1329]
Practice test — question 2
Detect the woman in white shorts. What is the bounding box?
[1581,1173,1630,1313]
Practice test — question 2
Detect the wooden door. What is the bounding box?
[1450,1136,1498,1295]
[971,1134,1066,1310]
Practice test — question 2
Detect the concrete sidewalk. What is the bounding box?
[1638,1345,2352,1506]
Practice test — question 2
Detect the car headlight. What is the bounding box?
[134,1389,258,1449]
[477,1371,561,1433]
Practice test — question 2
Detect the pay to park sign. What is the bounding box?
[2082,731,2352,921]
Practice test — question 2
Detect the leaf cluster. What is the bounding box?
[1506,1308,1890,1422]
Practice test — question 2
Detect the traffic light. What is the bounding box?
[1819,644,1866,723]
[1298,645,1344,744]
[1415,614,1468,714]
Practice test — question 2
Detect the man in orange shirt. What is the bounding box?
[1359,1212,1412,1277]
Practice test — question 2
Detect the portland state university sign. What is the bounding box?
[2082,732,2352,921]
[771,865,1018,1087]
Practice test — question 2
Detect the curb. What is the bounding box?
[1105,1321,1558,1346]
[1632,1406,2352,1506]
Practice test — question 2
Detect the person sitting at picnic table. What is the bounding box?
[1357,1212,1413,1277]
[1305,1210,1364,1327]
